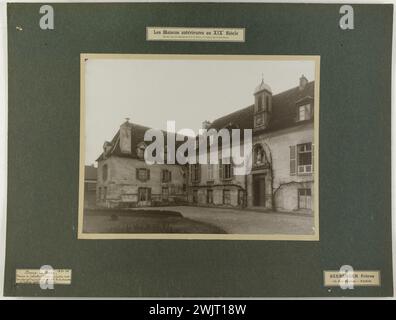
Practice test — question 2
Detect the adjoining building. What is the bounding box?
[95,75,315,213]
[84,165,97,208]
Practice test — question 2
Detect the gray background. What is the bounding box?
[4,3,393,297]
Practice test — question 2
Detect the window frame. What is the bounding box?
[297,143,312,174]
[136,168,150,182]
[223,189,231,205]
[297,103,312,121]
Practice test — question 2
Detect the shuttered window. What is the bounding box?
[290,146,297,175]
[191,164,201,182]
[297,143,312,174]
[162,169,172,182]
[136,168,150,182]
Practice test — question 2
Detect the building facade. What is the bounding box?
[94,75,315,213]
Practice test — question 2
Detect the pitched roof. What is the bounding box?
[96,122,189,162]
[209,81,315,133]
[84,165,97,180]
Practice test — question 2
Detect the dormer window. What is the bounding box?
[298,104,311,121]
[136,142,146,159]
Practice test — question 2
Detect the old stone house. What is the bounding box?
[95,123,187,208]
[94,75,315,212]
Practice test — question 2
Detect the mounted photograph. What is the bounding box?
[79,54,320,240]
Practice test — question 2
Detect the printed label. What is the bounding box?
[324,270,380,287]
[146,27,245,42]
[16,269,72,285]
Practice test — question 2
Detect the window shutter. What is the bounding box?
[148,188,151,200]
[147,169,150,180]
[169,171,172,182]
[197,165,201,182]
[231,160,234,177]
[312,144,314,172]
[136,168,139,180]
[290,145,296,175]
[219,162,223,180]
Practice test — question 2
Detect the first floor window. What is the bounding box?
[207,164,214,180]
[136,168,150,182]
[297,143,312,174]
[191,164,200,182]
[162,169,172,182]
[223,189,231,205]
[207,189,213,204]
[298,188,312,209]
[220,159,233,180]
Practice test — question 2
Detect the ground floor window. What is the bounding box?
[298,188,312,209]
[162,187,169,200]
[223,189,231,205]
[207,189,213,204]
[192,190,198,203]
[138,187,151,202]
[238,190,245,206]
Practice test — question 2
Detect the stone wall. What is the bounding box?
[96,156,186,208]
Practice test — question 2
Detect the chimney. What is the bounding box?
[202,120,211,130]
[299,75,308,90]
[119,118,132,154]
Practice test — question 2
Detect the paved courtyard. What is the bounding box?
[140,206,315,235]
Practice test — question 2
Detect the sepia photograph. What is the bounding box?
[79,54,320,240]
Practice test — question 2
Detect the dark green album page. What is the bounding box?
[4,3,393,297]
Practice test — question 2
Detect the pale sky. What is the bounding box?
[84,57,316,165]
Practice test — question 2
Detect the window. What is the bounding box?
[298,104,311,121]
[266,95,270,111]
[221,160,233,180]
[162,187,169,200]
[138,188,151,202]
[102,164,108,181]
[223,190,231,205]
[297,143,312,173]
[207,164,214,180]
[98,187,102,201]
[207,189,213,204]
[192,190,198,203]
[103,187,107,200]
[162,169,172,182]
[136,168,150,182]
[191,164,200,182]
[238,190,245,206]
[257,96,263,111]
[298,188,312,209]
